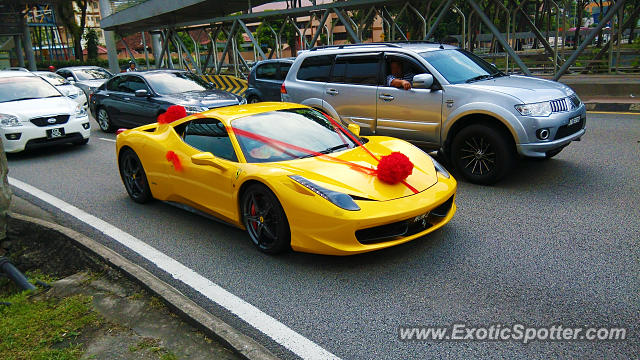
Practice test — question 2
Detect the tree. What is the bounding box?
[255,19,297,56]
[84,28,99,60]
[0,140,11,242]
[56,0,89,61]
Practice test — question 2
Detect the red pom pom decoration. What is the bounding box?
[376,152,414,184]
[158,105,187,124]
[166,151,183,172]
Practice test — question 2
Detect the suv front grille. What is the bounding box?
[30,114,69,127]
[550,98,568,113]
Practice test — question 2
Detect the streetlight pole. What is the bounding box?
[451,5,466,50]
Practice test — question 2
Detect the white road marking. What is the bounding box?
[8,177,340,360]
[98,137,116,143]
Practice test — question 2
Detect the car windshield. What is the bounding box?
[0,76,62,103]
[232,108,359,163]
[144,72,213,95]
[420,49,503,84]
[74,68,112,80]
[39,73,70,86]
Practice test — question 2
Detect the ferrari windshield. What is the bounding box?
[232,108,359,163]
[0,77,62,103]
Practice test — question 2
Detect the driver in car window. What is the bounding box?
[386,60,415,90]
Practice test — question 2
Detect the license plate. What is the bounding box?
[568,116,581,126]
[46,127,65,139]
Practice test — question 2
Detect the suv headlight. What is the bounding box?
[0,114,22,128]
[515,101,552,117]
[183,105,209,114]
[75,105,88,117]
[431,157,450,179]
[289,175,360,211]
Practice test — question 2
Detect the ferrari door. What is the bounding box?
[170,118,239,222]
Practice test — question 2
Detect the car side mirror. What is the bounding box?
[66,77,75,83]
[191,152,227,170]
[412,74,434,89]
[347,123,360,137]
[135,89,149,98]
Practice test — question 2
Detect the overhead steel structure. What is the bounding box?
[100,0,629,80]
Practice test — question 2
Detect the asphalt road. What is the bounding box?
[6,112,639,359]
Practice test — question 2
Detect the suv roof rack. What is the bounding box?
[309,43,401,51]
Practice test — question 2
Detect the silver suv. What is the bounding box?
[282,42,586,184]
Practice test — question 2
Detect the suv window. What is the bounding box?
[296,55,332,82]
[279,63,292,79]
[256,63,279,80]
[330,55,381,85]
[183,119,238,162]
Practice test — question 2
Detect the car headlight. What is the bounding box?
[75,106,88,117]
[238,97,247,105]
[0,113,22,128]
[183,105,209,114]
[289,175,360,211]
[431,157,450,179]
[514,101,552,117]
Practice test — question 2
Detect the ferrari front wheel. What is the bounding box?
[241,184,291,254]
[119,148,153,203]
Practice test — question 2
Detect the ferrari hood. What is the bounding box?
[273,138,438,201]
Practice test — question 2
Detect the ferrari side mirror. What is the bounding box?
[191,152,227,170]
[347,123,360,137]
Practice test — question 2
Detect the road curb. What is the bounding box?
[8,212,280,360]
[585,102,640,113]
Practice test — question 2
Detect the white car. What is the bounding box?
[34,71,87,109]
[0,71,90,153]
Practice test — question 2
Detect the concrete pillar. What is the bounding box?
[13,35,25,68]
[152,33,162,68]
[99,0,120,74]
[21,17,37,71]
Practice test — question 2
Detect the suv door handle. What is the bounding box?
[379,94,395,101]
[326,88,339,96]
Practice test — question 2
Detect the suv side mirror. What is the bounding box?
[412,74,434,89]
[347,123,360,137]
[135,89,149,98]
[191,152,227,171]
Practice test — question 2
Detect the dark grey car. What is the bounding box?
[245,59,294,103]
[89,70,242,132]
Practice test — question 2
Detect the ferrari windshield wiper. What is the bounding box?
[299,143,350,159]
[465,74,492,83]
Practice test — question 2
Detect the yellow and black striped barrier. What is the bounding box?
[201,75,248,97]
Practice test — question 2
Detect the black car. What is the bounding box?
[245,59,294,103]
[89,70,243,132]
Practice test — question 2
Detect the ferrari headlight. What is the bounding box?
[0,114,21,128]
[431,157,450,179]
[515,101,552,117]
[183,105,209,114]
[289,175,360,211]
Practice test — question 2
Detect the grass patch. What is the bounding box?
[0,291,102,360]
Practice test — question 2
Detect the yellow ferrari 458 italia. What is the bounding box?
[116,102,456,255]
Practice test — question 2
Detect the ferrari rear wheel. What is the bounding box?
[241,184,290,254]
[119,148,153,203]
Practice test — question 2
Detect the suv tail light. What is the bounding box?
[280,82,287,94]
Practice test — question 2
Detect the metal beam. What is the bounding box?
[333,7,360,43]
[310,9,330,46]
[237,19,266,60]
[553,0,626,80]
[425,0,455,40]
[216,20,238,74]
[174,31,202,74]
[121,38,137,66]
[466,0,532,76]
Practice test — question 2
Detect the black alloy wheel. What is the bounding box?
[241,184,291,254]
[118,149,153,203]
